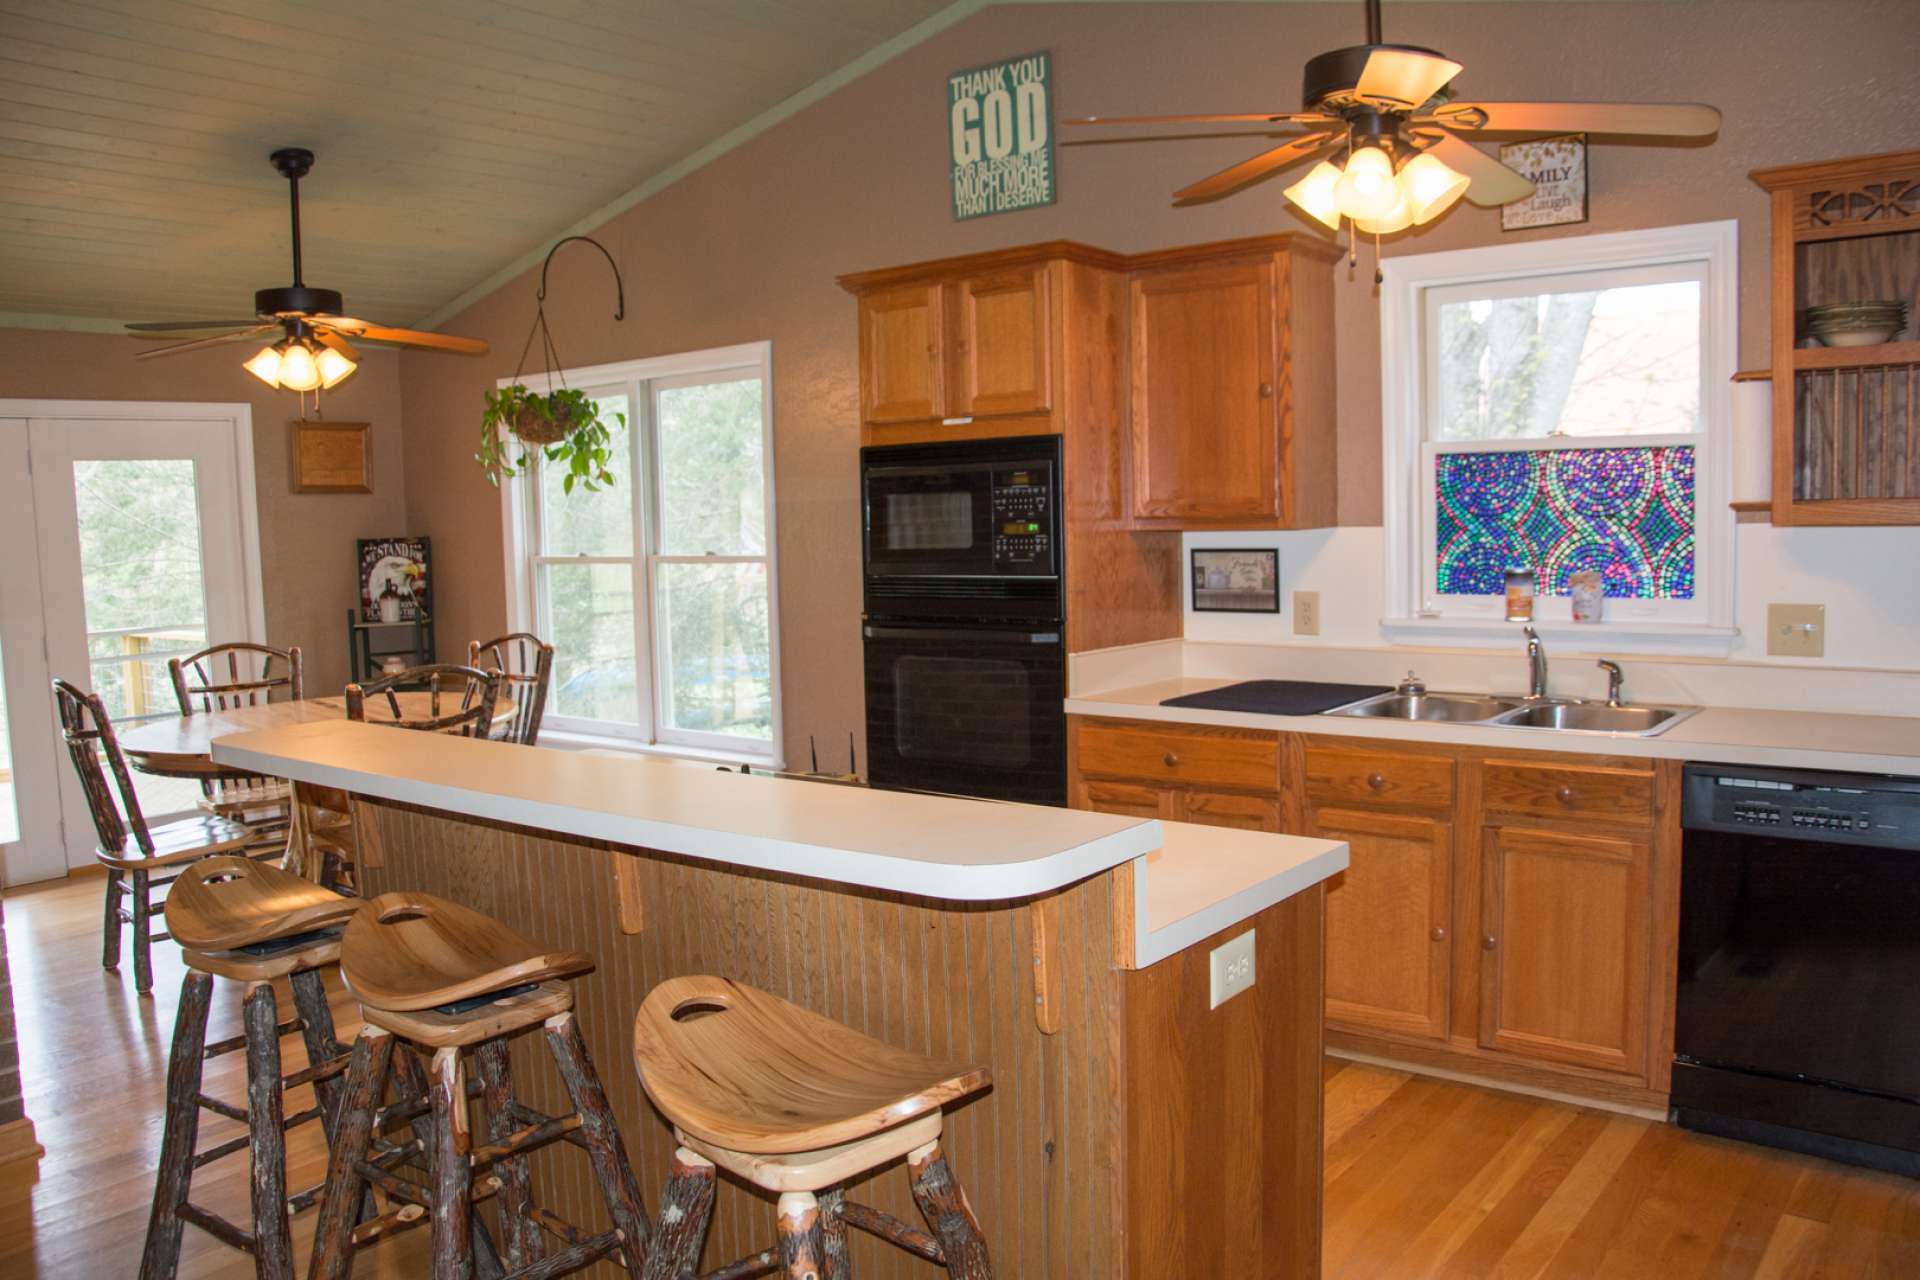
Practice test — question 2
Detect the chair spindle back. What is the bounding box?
[52,678,153,857]
[169,642,304,714]
[344,665,502,738]
[467,632,554,745]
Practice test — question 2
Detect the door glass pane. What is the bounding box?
[74,458,209,819]
[0,634,17,845]
[655,561,771,740]
[541,563,639,725]
[1434,279,1701,441]
[656,377,765,556]
[539,392,633,556]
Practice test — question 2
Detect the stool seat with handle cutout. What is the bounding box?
[166,854,363,952]
[339,890,595,1011]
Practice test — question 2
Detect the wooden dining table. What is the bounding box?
[117,693,514,881]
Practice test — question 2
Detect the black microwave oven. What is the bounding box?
[860,435,1063,621]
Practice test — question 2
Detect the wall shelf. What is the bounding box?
[1792,340,1920,372]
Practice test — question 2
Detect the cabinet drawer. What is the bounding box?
[1080,779,1169,820]
[1181,789,1280,832]
[1481,760,1654,828]
[1077,721,1278,792]
[1304,746,1454,809]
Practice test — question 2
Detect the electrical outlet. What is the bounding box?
[1293,591,1320,636]
[1209,930,1256,1008]
[1767,603,1825,658]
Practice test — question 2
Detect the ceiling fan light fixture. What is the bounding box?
[276,340,321,392]
[243,343,285,387]
[1334,144,1400,220]
[1400,150,1471,224]
[315,344,357,389]
[1352,181,1414,235]
[1283,160,1346,231]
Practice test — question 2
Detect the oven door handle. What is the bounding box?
[863,625,1061,644]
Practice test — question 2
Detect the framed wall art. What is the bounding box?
[357,537,432,622]
[1191,548,1280,613]
[1499,134,1589,231]
[290,420,372,493]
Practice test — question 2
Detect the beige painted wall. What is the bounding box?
[0,329,408,690]
[371,0,1911,768]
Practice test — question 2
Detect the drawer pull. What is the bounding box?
[1367,771,1387,791]
[1483,935,1498,951]
[1163,752,1179,768]
[1258,382,1274,398]
[1431,926,1447,942]
[1556,785,1576,805]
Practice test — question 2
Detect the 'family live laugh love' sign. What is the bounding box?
[947,50,1055,220]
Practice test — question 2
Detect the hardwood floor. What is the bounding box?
[1,874,1916,1278]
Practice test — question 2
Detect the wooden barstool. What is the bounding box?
[142,855,362,1280]
[634,976,995,1280]
[310,891,650,1280]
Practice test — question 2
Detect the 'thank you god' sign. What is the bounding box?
[948,51,1055,220]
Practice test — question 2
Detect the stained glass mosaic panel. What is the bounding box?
[1434,446,1694,599]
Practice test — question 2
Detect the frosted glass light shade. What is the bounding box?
[1334,145,1399,220]
[1353,182,1413,235]
[277,342,321,391]
[242,345,284,387]
[1283,161,1345,231]
[1400,151,1471,225]
[316,345,356,389]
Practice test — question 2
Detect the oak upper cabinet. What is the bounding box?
[950,265,1053,419]
[1126,237,1339,530]
[857,283,945,424]
[1303,743,1456,1042]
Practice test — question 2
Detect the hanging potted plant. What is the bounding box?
[475,236,627,494]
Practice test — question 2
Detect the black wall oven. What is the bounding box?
[1675,764,1920,1176]
[861,436,1066,806]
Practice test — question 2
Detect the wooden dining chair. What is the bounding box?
[52,679,278,994]
[344,664,503,738]
[168,641,304,830]
[468,632,554,745]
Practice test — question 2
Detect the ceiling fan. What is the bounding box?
[125,147,489,393]
[1067,0,1719,238]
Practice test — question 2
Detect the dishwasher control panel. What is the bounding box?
[1684,765,1920,849]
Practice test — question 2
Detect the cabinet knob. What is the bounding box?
[1163,752,1179,768]
[1258,382,1274,398]
[1367,771,1387,791]
[1483,935,1499,951]
[1431,926,1447,942]
[1556,785,1576,805]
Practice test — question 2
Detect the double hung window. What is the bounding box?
[502,343,779,758]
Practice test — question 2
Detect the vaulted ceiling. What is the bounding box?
[0,0,957,330]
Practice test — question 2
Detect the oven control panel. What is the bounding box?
[1684,766,1920,850]
[990,465,1056,574]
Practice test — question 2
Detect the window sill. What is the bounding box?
[1379,616,1740,657]
[534,728,785,772]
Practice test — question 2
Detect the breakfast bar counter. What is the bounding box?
[215,721,1346,1279]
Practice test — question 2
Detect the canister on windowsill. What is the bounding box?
[1504,566,1536,622]
[1570,570,1604,623]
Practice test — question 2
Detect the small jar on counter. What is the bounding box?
[1503,566,1536,622]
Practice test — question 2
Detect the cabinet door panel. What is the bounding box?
[1479,825,1651,1077]
[1129,260,1278,522]
[1180,789,1280,832]
[952,267,1052,418]
[1311,806,1451,1041]
[1080,778,1176,821]
[860,284,944,423]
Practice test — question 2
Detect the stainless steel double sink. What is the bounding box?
[1323,690,1698,737]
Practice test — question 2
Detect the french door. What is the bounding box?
[0,404,262,886]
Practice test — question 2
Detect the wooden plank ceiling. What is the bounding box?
[0,0,954,327]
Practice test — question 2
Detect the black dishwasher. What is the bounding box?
[1674,763,1920,1175]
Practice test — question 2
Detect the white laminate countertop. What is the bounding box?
[1129,820,1348,969]
[1066,677,1920,775]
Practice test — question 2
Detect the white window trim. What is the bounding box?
[496,342,784,765]
[1378,220,1739,657]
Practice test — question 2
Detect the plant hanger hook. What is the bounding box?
[537,235,625,321]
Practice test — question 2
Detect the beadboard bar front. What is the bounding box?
[353,798,1325,1280]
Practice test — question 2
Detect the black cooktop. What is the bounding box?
[1158,679,1389,717]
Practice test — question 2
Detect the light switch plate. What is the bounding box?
[1767,603,1825,658]
[1209,929,1256,1008]
[1293,591,1320,636]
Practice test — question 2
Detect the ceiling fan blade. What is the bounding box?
[313,329,362,361]
[1067,111,1337,127]
[312,318,488,355]
[1421,101,1722,138]
[1173,131,1338,204]
[132,325,278,360]
[1353,47,1464,109]
[1415,132,1536,207]
[125,319,263,333]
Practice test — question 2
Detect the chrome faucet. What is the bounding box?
[1596,660,1625,706]
[1524,626,1549,699]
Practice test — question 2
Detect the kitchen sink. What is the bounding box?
[1489,700,1694,735]
[1327,692,1527,722]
